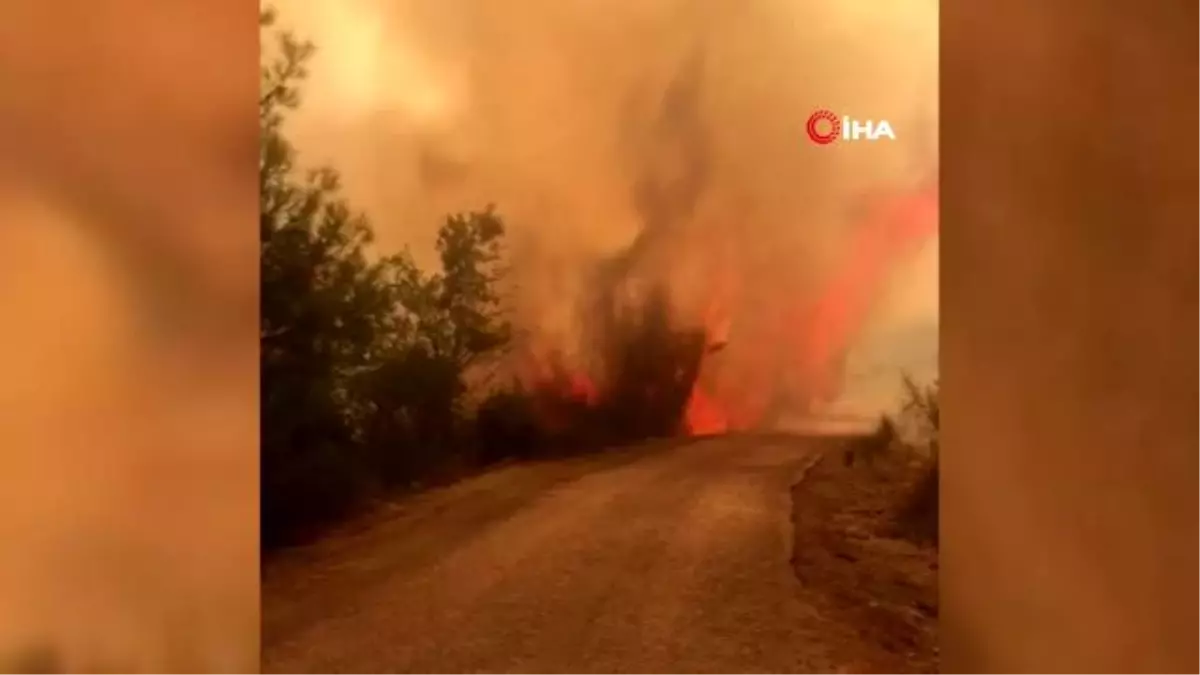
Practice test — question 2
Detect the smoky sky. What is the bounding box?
[274,0,939,418]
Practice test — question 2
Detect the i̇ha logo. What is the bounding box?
[806,109,896,145]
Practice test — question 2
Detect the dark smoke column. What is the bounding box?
[579,48,719,437]
[591,47,714,333]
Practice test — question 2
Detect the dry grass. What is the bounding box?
[790,438,938,673]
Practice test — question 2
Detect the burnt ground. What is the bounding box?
[790,447,939,673]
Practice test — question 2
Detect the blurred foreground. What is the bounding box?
[0,1,259,671]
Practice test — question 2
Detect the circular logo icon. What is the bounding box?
[806,109,840,145]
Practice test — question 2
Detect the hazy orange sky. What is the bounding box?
[270,0,939,418]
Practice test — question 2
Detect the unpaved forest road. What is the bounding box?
[263,434,850,673]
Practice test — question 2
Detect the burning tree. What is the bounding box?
[492,49,723,444]
[499,43,940,443]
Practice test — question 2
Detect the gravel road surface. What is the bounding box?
[263,435,844,673]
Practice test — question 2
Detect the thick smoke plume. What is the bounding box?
[278,0,939,432]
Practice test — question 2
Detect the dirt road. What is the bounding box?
[263,435,848,673]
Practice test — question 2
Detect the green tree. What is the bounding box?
[358,210,513,479]
[260,7,407,542]
[434,207,511,366]
[258,5,515,544]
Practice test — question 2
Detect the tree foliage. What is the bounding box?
[260,8,512,546]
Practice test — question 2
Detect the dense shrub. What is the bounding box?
[475,385,545,464]
[260,10,511,546]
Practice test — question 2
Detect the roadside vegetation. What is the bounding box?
[262,7,494,546]
[895,376,939,543]
[792,374,940,672]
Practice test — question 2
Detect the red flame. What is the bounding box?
[516,180,938,438]
[791,180,939,398]
[683,385,728,435]
[682,180,939,433]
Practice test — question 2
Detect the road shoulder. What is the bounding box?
[790,447,938,673]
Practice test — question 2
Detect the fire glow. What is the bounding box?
[514,179,938,438]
